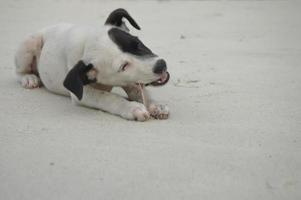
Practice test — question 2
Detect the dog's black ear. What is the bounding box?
[105,8,141,30]
[63,61,96,100]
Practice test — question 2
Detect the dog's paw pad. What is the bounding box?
[21,74,41,89]
[149,104,169,120]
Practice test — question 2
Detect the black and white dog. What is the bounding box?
[15,9,170,121]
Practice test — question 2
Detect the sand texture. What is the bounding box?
[0,0,300,199]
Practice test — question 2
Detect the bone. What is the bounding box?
[138,83,146,106]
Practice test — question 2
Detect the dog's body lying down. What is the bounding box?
[14,9,170,121]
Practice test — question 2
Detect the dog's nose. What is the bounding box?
[153,59,167,74]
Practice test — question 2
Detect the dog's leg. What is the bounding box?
[122,85,169,120]
[72,85,150,121]
[15,34,43,89]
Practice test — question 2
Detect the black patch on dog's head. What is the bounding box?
[105,8,141,30]
[108,28,156,57]
[63,61,96,100]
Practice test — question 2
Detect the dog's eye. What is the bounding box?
[119,62,129,72]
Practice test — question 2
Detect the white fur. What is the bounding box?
[14,23,169,121]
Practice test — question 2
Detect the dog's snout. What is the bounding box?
[153,59,167,74]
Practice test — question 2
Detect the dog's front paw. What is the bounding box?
[148,103,169,120]
[125,102,150,122]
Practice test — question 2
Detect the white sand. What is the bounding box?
[0,0,300,199]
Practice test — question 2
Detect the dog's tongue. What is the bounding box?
[150,71,170,86]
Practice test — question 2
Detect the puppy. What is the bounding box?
[14,8,170,121]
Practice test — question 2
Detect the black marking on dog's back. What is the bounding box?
[108,28,156,57]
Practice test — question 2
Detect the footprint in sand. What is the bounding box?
[173,78,203,88]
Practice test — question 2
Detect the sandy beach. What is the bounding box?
[0,0,300,199]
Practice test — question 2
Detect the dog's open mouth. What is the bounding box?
[146,71,170,87]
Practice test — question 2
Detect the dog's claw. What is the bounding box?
[21,74,41,89]
[148,103,169,120]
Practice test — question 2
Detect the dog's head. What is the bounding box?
[64,8,169,100]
